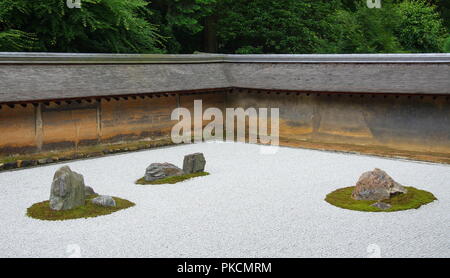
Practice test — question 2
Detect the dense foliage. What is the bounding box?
[318,1,403,53]
[0,0,161,52]
[395,0,446,53]
[444,36,450,52]
[148,0,217,53]
[327,0,447,54]
[0,0,449,53]
[215,0,341,54]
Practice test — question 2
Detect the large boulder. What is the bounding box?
[183,153,206,174]
[144,163,184,182]
[91,195,116,207]
[352,168,407,201]
[49,166,86,211]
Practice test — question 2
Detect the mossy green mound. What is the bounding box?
[136,171,210,185]
[325,186,437,212]
[27,195,135,221]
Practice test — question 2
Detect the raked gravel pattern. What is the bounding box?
[0,142,448,258]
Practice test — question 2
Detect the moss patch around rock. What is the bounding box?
[325,186,437,212]
[135,172,210,185]
[26,195,135,221]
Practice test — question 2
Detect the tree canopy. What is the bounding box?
[0,0,161,52]
[0,0,448,53]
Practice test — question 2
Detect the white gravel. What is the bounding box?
[0,142,448,258]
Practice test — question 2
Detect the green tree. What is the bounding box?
[148,0,218,53]
[330,1,402,53]
[216,0,341,54]
[0,29,36,52]
[444,36,450,52]
[395,0,446,52]
[0,0,161,53]
[429,0,450,30]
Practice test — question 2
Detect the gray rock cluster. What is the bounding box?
[49,166,116,211]
[144,153,206,182]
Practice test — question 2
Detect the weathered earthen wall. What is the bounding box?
[41,102,98,151]
[0,105,37,154]
[0,92,227,155]
[100,96,178,143]
[1,53,449,163]
[226,90,450,157]
[1,89,449,163]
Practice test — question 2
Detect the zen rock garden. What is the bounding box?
[325,168,436,212]
[7,142,445,257]
[49,166,116,210]
[137,153,209,185]
[27,153,209,220]
[27,166,134,221]
[26,150,437,222]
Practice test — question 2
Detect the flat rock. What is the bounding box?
[371,201,392,210]
[183,153,206,174]
[352,168,407,201]
[49,166,86,211]
[91,195,116,207]
[144,163,184,182]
